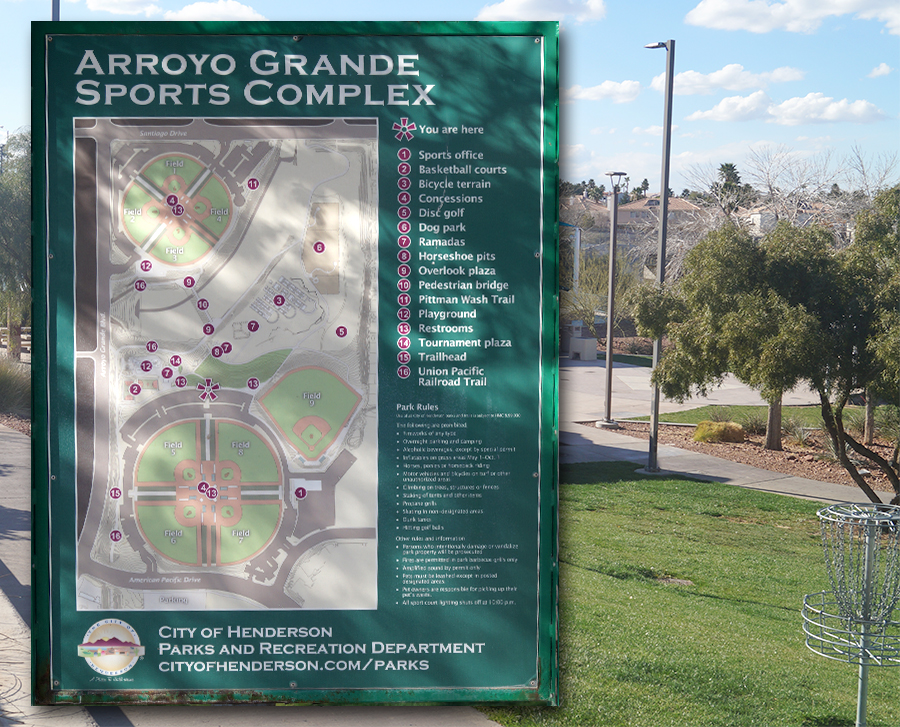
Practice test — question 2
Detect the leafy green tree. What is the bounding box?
[635,216,900,503]
[0,128,31,359]
[562,253,640,342]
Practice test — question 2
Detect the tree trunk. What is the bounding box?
[820,392,884,504]
[8,303,20,362]
[864,388,875,445]
[765,397,782,451]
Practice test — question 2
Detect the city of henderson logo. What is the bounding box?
[78,619,146,676]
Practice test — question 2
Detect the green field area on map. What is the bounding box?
[216,422,280,482]
[197,177,231,237]
[260,368,361,459]
[188,349,292,390]
[122,185,159,244]
[136,505,198,563]
[149,230,212,265]
[136,422,198,483]
[218,504,282,564]
[143,155,204,190]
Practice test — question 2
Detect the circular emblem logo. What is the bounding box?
[78,619,145,676]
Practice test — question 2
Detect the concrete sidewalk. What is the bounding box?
[560,356,865,504]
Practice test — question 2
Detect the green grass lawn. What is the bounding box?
[482,462,900,727]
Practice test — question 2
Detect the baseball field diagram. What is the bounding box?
[73,117,379,611]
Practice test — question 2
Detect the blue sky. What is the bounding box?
[7,0,899,193]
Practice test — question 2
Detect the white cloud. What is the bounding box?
[476,0,605,22]
[632,125,680,136]
[769,92,886,124]
[868,62,893,77]
[564,80,641,103]
[163,0,266,20]
[652,63,804,95]
[686,90,887,125]
[686,90,772,122]
[685,0,900,35]
[85,0,161,14]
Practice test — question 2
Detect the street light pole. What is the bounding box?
[645,39,675,472]
[601,171,626,428]
[52,0,59,21]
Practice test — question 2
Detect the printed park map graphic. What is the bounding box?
[74,118,378,611]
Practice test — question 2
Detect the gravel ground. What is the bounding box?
[0,413,30,437]
[614,420,898,497]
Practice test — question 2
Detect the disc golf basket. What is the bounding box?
[802,503,900,727]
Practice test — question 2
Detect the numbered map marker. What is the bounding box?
[247,178,260,190]
[140,259,152,272]
[294,487,307,500]
[313,241,326,253]
[247,377,260,390]
[129,383,141,396]
[109,530,123,542]
[336,326,348,338]
[170,355,182,367]
[273,294,286,307]
[161,367,173,379]
[134,280,147,292]
[247,320,259,332]
[140,360,152,372]
[203,323,215,336]
[146,341,158,353]
[109,488,122,499]
[197,298,209,310]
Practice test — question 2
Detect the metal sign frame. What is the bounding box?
[32,21,559,706]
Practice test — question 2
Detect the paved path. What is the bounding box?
[560,357,865,504]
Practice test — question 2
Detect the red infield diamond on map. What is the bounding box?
[392,117,416,141]
[198,378,220,401]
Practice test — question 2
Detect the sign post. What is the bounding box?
[32,21,559,705]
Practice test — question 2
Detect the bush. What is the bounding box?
[0,356,30,417]
[783,416,812,447]
[693,421,745,443]
[708,406,732,422]
[738,410,767,435]
[875,405,899,444]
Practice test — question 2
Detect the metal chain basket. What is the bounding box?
[802,503,900,727]
[803,504,900,666]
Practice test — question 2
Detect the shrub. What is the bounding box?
[693,421,745,443]
[875,405,899,444]
[738,410,767,435]
[0,356,30,417]
[783,416,812,447]
[708,406,732,422]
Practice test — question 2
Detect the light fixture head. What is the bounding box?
[644,41,667,49]
[605,171,626,178]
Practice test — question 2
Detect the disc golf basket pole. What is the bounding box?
[802,503,900,727]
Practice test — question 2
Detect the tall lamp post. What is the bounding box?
[600,171,626,428]
[645,39,675,471]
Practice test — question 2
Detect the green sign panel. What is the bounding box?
[32,21,559,705]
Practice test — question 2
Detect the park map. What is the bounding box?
[73,118,379,611]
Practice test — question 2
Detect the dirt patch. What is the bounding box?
[607,420,898,498]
